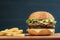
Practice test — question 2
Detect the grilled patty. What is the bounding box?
[28,23,54,29]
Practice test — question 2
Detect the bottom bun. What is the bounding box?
[27,29,55,36]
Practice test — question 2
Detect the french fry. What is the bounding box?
[0,28,25,36]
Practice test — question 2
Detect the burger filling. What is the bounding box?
[27,29,55,33]
[26,19,56,29]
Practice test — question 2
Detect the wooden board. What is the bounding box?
[0,33,60,40]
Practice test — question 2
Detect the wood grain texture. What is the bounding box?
[0,33,60,40]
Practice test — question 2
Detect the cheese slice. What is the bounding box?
[27,29,55,33]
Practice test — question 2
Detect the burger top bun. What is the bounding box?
[28,11,54,20]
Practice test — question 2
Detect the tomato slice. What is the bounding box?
[49,22,54,25]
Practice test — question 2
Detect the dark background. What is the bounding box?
[0,0,60,33]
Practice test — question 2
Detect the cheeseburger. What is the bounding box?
[26,11,56,36]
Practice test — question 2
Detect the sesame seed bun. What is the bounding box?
[27,29,54,36]
[28,11,54,20]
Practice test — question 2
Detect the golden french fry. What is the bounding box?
[6,33,13,36]
[13,34,25,36]
[10,28,18,32]
[0,32,6,36]
[0,28,25,36]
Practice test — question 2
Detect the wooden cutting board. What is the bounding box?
[0,33,60,40]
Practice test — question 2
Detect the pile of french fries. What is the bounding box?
[0,28,25,36]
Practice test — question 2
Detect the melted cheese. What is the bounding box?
[28,29,55,33]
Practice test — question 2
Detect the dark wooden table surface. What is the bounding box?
[0,33,60,40]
